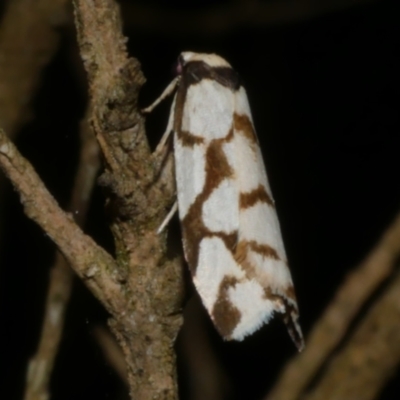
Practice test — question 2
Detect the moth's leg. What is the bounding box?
[142,76,180,114]
[157,201,178,234]
[152,94,177,159]
[143,77,179,158]
[144,77,178,188]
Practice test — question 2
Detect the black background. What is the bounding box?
[1,1,399,399]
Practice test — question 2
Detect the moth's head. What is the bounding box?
[176,52,232,75]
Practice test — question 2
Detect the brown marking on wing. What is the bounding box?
[234,113,258,144]
[236,237,303,349]
[216,231,238,254]
[234,240,249,265]
[173,72,205,149]
[239,184,274,209]
[249,241,280,260]
[233,240,258,281]
[205,133,234,189]
[234,239,280,280]
[236,240,280,262]
[178,130,204,147]
[263,287,285,304]
[181,132,237,274]
[285,285,296,301]
[211,276,242,338]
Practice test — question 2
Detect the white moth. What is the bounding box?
[144,52,304,351]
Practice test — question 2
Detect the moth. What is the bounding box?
[144,52,304,351]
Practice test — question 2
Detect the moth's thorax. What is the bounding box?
[175,52,240,91]
[179,52,232,69]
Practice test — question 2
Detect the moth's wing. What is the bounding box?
[174,80,245,337]
[230,87,304,349]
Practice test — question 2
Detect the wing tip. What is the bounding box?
[223,299,305,351]
[284,311,305,352]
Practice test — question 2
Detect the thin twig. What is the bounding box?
[92,326,128,385]
[266,210,400,400]
[0,0,69,252]
[0,127,124,314]
[24,253,74,400]
[23,116,100,400]
[304,270,400,400]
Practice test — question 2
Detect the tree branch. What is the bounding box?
[305,270,400,400]
[0,127,123,314]
[0,0,70,254]
[23,115,100,400]
[73,0,184,398]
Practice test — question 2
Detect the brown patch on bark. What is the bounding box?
[239,184,274,209]
[234,113,258,144]
[212,276,242,338]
